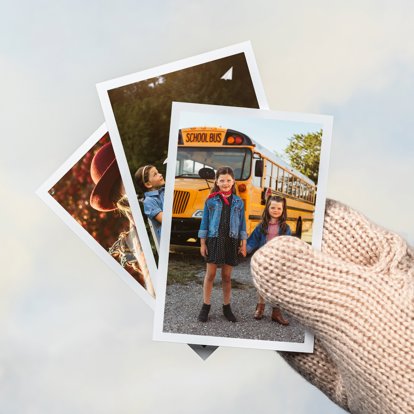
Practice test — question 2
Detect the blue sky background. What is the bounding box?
[1,1,414,413]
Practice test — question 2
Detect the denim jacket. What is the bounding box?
[246,222,291,254]
[143,187,165,244]
[198,194,247,240]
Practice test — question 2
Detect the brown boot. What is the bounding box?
[271,306,289,325]
[254,303,265,320]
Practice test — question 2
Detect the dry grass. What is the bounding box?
[167,251,205,285]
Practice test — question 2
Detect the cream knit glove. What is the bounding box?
[251,200,413,414]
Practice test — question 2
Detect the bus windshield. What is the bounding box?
[176,147,252,180]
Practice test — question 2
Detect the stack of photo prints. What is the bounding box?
[38,42,333,360]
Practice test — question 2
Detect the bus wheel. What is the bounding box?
[295,217,302,238]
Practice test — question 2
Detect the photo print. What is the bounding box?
[36,124,218,360]
[37,125,154,303]
[154,103,333,351]
[97,42,268,281]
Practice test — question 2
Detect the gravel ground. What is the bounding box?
[163,256,305,343]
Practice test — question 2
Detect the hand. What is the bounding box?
[238,243,247,257]
[200,242,208,258]
[251,200,413,414]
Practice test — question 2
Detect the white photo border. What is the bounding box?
[96,41,269,288]
[154,102,334,351]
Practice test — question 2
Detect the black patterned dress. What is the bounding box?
[206,195,240,266]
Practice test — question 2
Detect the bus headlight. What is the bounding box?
[192,210,203,218]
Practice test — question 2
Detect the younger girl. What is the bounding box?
[247,195,291,325]
[135,165,165,245]
[198,166,247,323]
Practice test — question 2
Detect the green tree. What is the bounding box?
[285,130,322,184]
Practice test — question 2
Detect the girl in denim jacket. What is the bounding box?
[247,195,291,325]
[198,166,247,323]
[134,164,165,245]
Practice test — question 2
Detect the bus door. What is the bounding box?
[247,154,265,234]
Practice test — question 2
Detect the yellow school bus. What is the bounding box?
[171,127,316,245]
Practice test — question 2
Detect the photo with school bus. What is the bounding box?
[171,126,318,248]
[154,104,332,348]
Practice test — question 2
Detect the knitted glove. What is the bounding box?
[251,200,413,414]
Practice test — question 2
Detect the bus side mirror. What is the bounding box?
[254,159,263,177]
[199,167,215,180]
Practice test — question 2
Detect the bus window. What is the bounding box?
[295,179,300,198]
[176,147,252,180]
[307,186,312,202]
[241,151,252,180]
[299,181,304,199]
[302,182,308,200]
[305,184,310,201]
[270,167,277,190]
[302,184,307,201]
[310,185,314,202]
[298,179,303,198]
[265,160,272,188]
[274,166,278,189]
[284,172,291,194]
[270,162,276,189]
[291,177,297,197]
[280,171,285,193]
[292,176,298,196]
[311,187,316,203]
[291,175,297,196]
[294,177,300,197]
[276,168,283,192]
[183,159,195,175]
